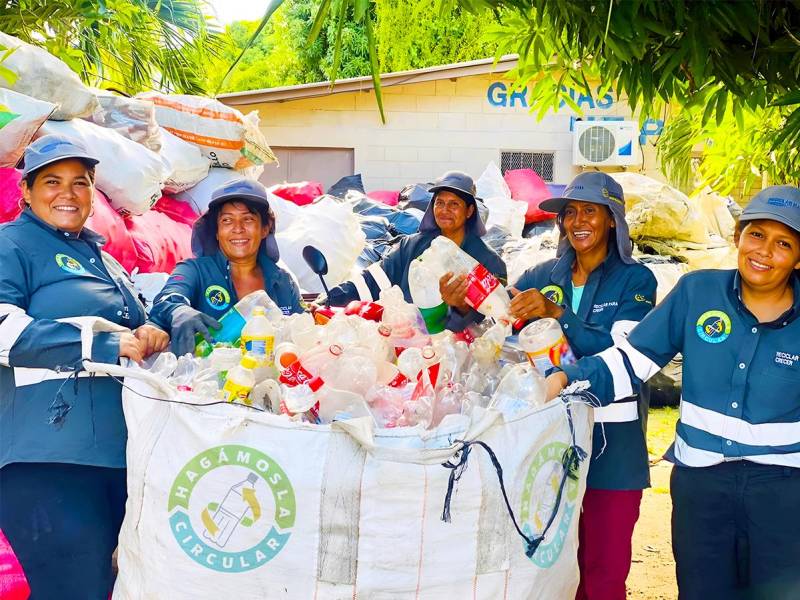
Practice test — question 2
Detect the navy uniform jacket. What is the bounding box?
[0,210,147,469]
[325,231,507,332]
[514,247,657,490]
[564,270,800,469]
[149,251,303,329]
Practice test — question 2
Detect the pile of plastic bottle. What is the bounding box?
[142,241,577,429]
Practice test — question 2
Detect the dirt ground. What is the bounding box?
[627,408,679,599]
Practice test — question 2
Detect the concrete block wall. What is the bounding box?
[245,73,665,191]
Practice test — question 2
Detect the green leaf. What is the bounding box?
[363,11,385,124]
[715,89,728,126]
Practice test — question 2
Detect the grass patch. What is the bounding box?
[647,406,679,458]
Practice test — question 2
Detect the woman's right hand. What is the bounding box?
[119,332,144,363]
[509,287,564,321]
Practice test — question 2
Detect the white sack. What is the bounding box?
[0,88,55,167]
[483,196,528,238]
[276,196,366,293]
[0,32,98,120]
[138,92,276,170]
[160,129,211,194]
[38,119,167,215]
[87,91,162,152]
[88,359,592,600]
[130,271,170,310]
[174,168,250,214]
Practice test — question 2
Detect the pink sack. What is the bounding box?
[86,190,138,273]
[367,190,400,207]
[503,168,556,223]
[270,181,323,206]
[0,168,23,224]
[152,194,200,227]
[0,528,30,600]
[125,210,193,274]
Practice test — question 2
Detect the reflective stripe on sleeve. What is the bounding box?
[596,346,634,401]
[0,304,34,367]
[617,338,662,382]
[610,319,639,344]
[350,273,373,302]
[366,263,392,291]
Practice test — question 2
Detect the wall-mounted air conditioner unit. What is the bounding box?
[572,121,641,167]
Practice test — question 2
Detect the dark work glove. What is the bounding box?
[170,305,222,356]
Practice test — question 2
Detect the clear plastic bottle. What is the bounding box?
[409,258,448,334]
[170,354,196,391]
[518,318,577,376]
[149,351,177,378]
[488,363,547,416]
[241,306,275,368]
[222,354,258,405]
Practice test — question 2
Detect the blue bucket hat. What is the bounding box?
[419,170,487,236]
[18,134,99,177]
[739,185,800,235]
[539,171,634,264]
[191,178,280,262]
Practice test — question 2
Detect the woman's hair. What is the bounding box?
[213,199,273,230]
[22,160,97,189]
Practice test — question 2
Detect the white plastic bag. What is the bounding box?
[87,91,162,152]
[38,119,167,215]
[138,92,276,170]
[160,129,211,194]
[174,168,249,214]
[0,32,98,120]
[475,161,511,200]
[276,196,366,293]
[0,88,55,167]
[483,196,528,238]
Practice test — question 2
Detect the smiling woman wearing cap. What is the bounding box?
[0,134,169,598]
[149,178,303,355]
[508,171,657,600]
[320,170,506,332]
[546,184,800,598]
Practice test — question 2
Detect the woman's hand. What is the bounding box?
[439,272,470,314]
[509,287,564,322]
[119,332,144,363]
[134,324,170,358]
[545,371,568,401]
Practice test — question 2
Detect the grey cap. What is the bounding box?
[542,172,634,264]
[420,170,486,236]
[18,134,99,178]
[739,185,800,235]
[192,178,280,262]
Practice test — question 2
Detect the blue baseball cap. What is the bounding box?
[18,134,99,178]
[739,185,800,235]
[208,178,271,210]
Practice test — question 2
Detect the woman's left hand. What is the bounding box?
[509,287,564,322]
[439,272,471,314]
[133,324,170,358]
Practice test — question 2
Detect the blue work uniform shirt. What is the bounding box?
[564,269,800,468]
[514,246,657,490]
[0,209,147,469]
[325,231,507,332]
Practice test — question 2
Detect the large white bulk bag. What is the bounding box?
[38,119,167,215]
[0,32,98,120]
[174,167,248,214]
[83,358,592,600]
[0,88,56,167]
[160,129,211,194]
[137,92,276,170]
[87,92,162,152]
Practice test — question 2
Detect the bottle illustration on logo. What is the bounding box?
[202,472,262,548]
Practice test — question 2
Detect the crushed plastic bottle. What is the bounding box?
[488,362,547,417]
[170,354,196,391]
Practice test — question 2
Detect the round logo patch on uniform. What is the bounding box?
[540,285,564,305]
[168,445,296,573]
[696,310,732,344]
[205,285,230,310]
[55,253,85,275]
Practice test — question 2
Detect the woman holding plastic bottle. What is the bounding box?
[509,172,657,600]
[0,135,169,598]
[149,179,303,355]
[322,170,506,332]
[546,185,800,599]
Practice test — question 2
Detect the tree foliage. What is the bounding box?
[0,0,222,94]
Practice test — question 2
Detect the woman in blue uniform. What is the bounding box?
[547,185,800,599]
[0,135,169,598]
[322,171,506,332]
[509,172,657,600]
[149,179,303,355]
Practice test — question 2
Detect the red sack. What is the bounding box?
[0,528,30,600]
[367,190,400,207]
[152,194,199,227]
[86,190,138,273]
[125,210,193,274]
[270,181,323,206]
[504,168,555,223]
[0,168,23,224]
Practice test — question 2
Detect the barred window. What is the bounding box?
[500,151,555,182]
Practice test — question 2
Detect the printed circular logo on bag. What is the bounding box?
[695,310,732,344]
[540,285,564,305]
[168,445,296,572]
[204,285,230,310]
[520,442,579,568]
[55,253,85,275]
